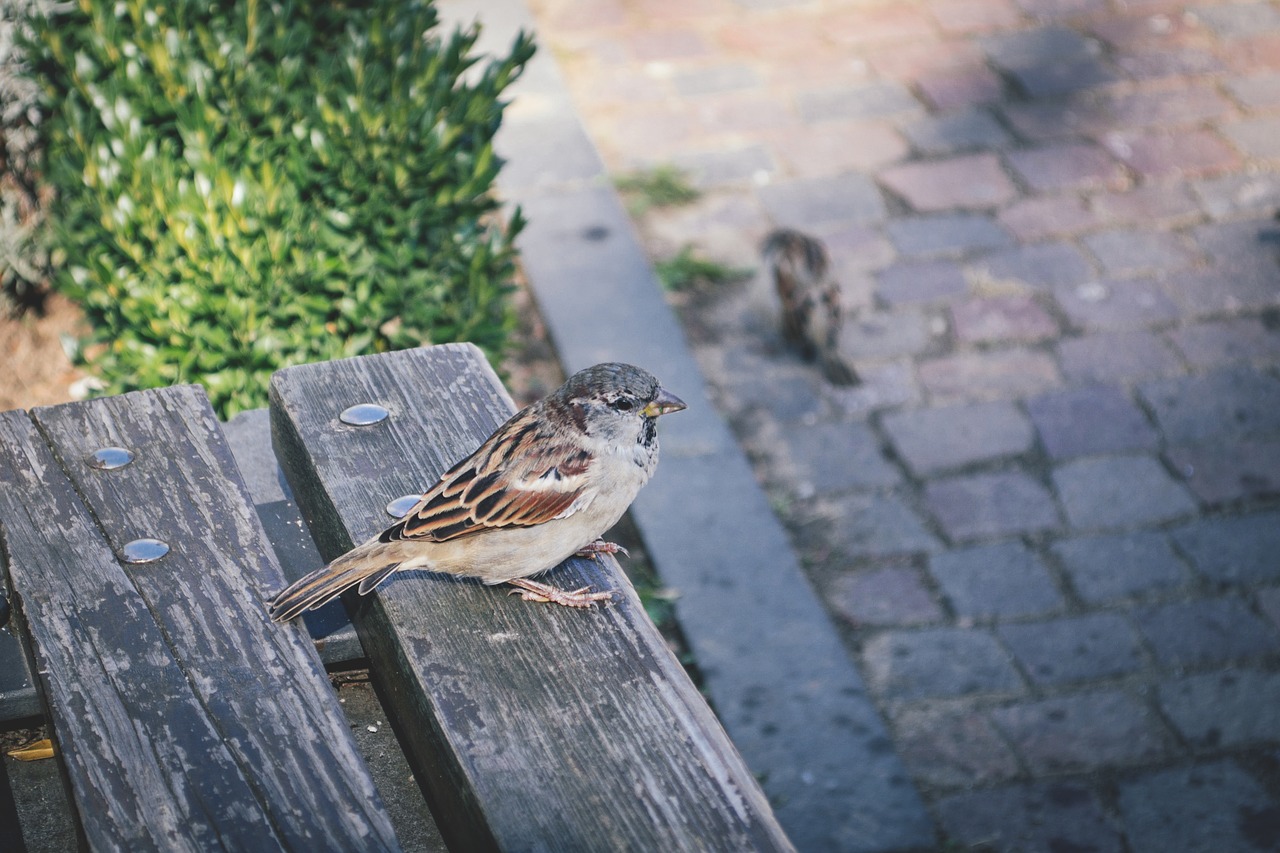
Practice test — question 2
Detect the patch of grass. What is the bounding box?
[655,245,752,292]
[614,165,700,214]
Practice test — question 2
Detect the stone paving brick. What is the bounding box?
[926,471,1061,540]
[670,144,775,187]
[1057,331,1183,383]
[795,80,923,124]
[999,613,1144,685]
[1192,173,1280,219]
[1223,116,1280,160]
[865,36,989,82]
[1002,99,1102,142]
[920,348,1061,403]
[1171,511,1280,585]
[841,309,941,361]
[711,348,830,421]
[689,94,796,137]
[930,541,1064,619]
[1098,84,1234,129]
[827,566,943,627]
[822,223,898,273]
[830,360,924,415]
[981,26,1117,95]
[862,628,1023,700]
[886,213,1015,258]
[1193,217,1278,266]
[916,62,1005,110]
[672,62,762,96]
[1051,531,1188,604]
[879,153,1019,211]
[935,782,1123,853]
[1225,70,1280,109]
[625,28,707,61]
[766,121,908,178]
[1027,384,1159,460]
[757,172,886,226]
[892,704,1021,789]
[1055,279,1182,332]
[1259,587,1280,631]
[1116,47,1225,80]
[1160,264,1280,318]
[714,14,828,59]
[980,24,1098,67]
[826,4,939,48]
[883,401,1035,475]
[1229,32,1280,72]
[903,108,1012,156]
[876,259,969,304]
[1006,142,1128,192]
[1139,368,1280,444]
[1089,184,1199,226]
[1134,597,1280,668]
[1083,229,1198,277]
[927,0,1025,35]
[968,241,1093,290]
[1103,129,1240,179]
[952,295,1058,343]
[1010,56,1119,97]
[1165,439,1280,506]
[827,491,944,559]
[1118,760,1280,853]
[1052,455,1197,531]
[1168,318,1280,369]
[997,194,1096,241]
[770,420,901,495]
[1193,1,1280,38]
[990,690,1173,773]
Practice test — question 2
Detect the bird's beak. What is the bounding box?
[643,387,687,418]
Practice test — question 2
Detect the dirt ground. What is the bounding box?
[0,293,88,412]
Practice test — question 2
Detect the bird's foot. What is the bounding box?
[574,539,629,559]
[507,578,614,608]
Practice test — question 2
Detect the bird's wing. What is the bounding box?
[379,413,594,544]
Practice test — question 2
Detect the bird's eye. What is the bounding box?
[612,398,634,411]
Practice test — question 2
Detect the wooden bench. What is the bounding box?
[0,343,792,851]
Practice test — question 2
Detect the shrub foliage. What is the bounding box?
[30,0,532,416]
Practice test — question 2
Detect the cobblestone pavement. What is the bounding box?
[526,0,1280,849]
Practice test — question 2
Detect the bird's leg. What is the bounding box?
[507,578,614,608]
[574,538,629,559]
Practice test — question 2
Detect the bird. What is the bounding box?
[267,363,687,622]
[761,228,860,386]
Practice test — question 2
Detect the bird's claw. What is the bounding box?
[507,578,614,608]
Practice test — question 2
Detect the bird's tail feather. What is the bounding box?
[267,548,402,623]
[820,350,860,386]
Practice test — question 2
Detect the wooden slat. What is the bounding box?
[0,389,400,851]
[270,343,793,853]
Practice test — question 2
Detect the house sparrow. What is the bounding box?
[267,363,686,621]
[761,228,859,386]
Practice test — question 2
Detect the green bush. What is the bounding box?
[28,0,533,416]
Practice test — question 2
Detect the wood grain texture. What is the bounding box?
[270,343,794,853]
[0,389,399,852]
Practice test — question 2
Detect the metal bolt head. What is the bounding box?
[88,447,135,470]
[385,495,422,518]
[120,538,169,564]
[339,403,390,426]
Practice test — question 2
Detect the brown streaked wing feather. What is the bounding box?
[380,413,593,544]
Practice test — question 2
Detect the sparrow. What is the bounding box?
[761,228,859,386]
[267,363,686,621]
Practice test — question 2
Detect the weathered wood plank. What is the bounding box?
[0,389,400,851]
[269,343,793,853]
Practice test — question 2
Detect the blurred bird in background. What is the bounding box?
[761,228,859,386]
